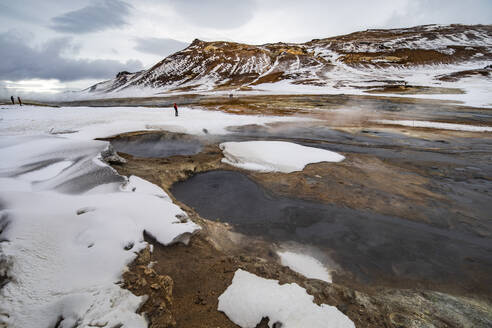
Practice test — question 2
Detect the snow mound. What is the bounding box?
[375,120,492,132]
[220,141,345,173]
[278,251,332,283]
[218,269,354,328]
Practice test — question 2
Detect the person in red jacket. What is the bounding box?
[174,103,178,117]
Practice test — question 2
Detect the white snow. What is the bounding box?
[278,251,332,283]
[218,269,354,328]
[375,119,492,132]
[17,160,73,181]
[220,141,345,173]
[0,105,309,327]
[122,175,171,200]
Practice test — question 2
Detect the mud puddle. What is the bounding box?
[109,132,203,158]
[171,170,492,296]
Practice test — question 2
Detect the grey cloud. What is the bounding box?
[168,0,256,29]
[0,32,143,81]
[50,0,132,34]
[383,0,492,29]
[0,2,43,24]
[134,37,189,56]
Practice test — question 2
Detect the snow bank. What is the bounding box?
[0,136,199,327]
[375,119,492,132]
[220,141,345,173]
[218,269,354,328]
[278,251,332,283]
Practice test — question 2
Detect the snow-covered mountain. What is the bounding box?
[82,24,492,101]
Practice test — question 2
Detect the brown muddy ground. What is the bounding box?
[58,93,477,112]
[105,112,492,327]
[363,85,464,95]
[123,230,492,328]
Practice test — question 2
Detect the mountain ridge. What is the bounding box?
[83,24,492,98]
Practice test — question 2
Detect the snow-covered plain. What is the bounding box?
[375,119,492,132]
[220,141,345,173]
[278,251,332,283]
[0,105,309,138]
[218,269,354,328]
[0,105,311,327]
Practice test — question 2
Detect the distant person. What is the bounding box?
[174,103,178,117]
[10,96,15,105]
[17,97,22,106]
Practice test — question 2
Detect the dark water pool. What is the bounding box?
[171,170,492,294]
[110,133,203,158]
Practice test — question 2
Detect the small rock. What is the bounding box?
[175,214,188,223]
[100,144,127,164]
[124,242,134,251]
[138,278,147,287]
[144,267,156,276]
[256,266,266,275]
[76,207,96,215]
[136,246,152,265]
[194,295,206,305]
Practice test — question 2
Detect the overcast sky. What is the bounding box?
[1,0,491,96]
